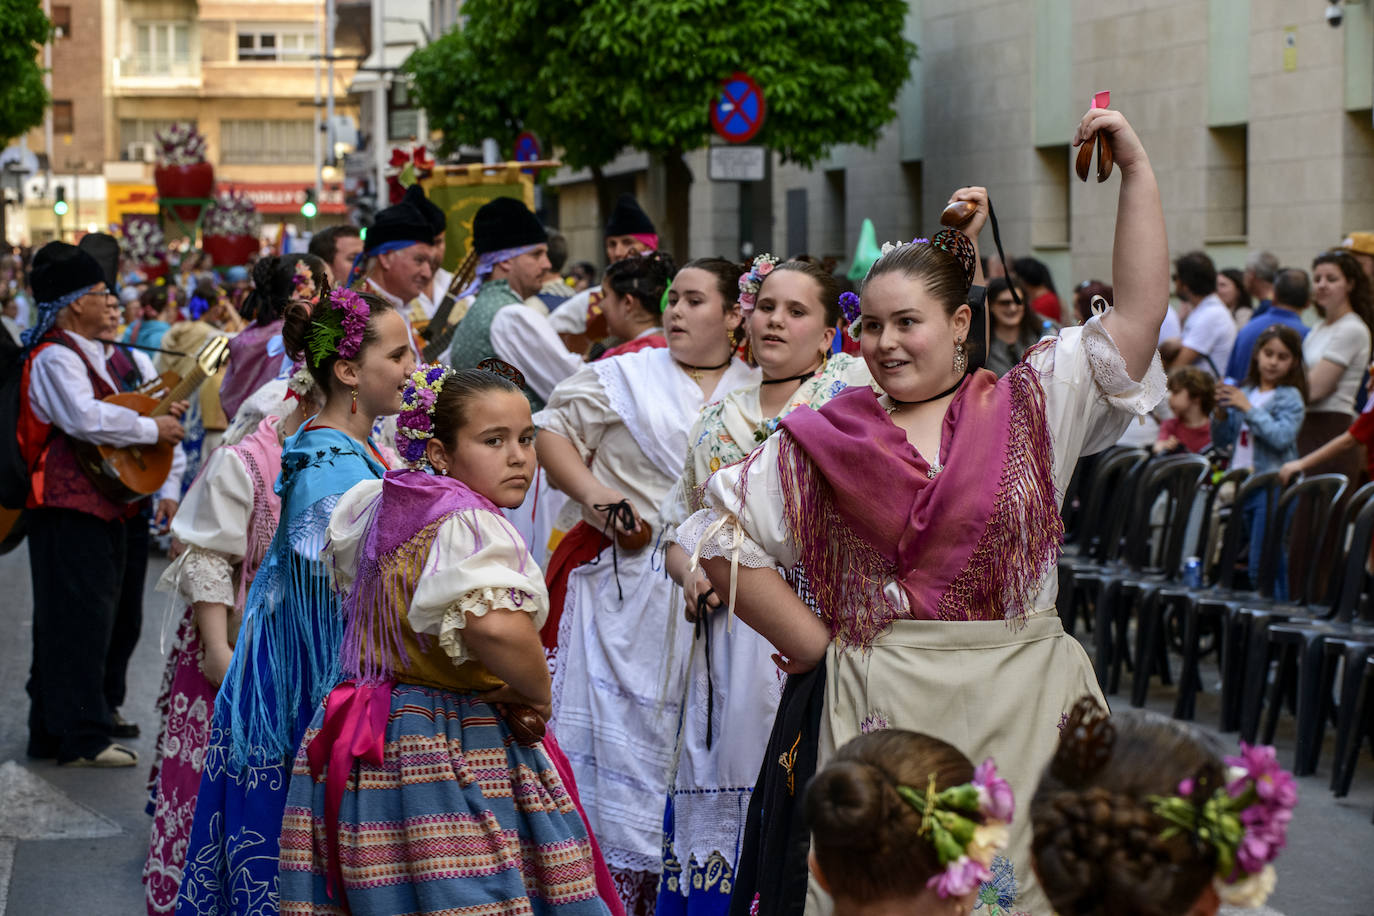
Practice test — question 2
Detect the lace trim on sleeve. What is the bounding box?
[1081,313,1167,415]
[676,508,776,570]
[437,586,540,665]
[178,547,237,607]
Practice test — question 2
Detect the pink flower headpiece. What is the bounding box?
[305,288,370,368]
[737,253,779,313]
[894,757,1014,898]
[395,364,449,468]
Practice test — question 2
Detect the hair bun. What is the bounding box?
[805,760,889,852]
[930,229,977,290]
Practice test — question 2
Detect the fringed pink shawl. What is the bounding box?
[339,469,527,684]
[774,360,1062,647]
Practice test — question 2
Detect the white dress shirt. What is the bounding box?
[489,305,583,401]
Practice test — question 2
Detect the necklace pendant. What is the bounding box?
[927,462,942,479]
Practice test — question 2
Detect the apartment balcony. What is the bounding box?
[113,54,201,93]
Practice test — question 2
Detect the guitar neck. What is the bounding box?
[149,367,207,417]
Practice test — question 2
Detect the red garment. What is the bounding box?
[541,521,611,654]
[1157,418,1212,454]
[598,334,666,360]
[1031,291,1062,323]
[18,331,135,521]
[1348,409,1374,478]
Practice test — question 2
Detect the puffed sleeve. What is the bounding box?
[676,433,800,572]
[660,411,711,545]
[157,448,254,606]
[1026,309,1167,488]
[322,478,385,595]
[408,510,550,665]
[532,363,618,460]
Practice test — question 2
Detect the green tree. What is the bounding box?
[407,0,915,253]
[0,0,50,145]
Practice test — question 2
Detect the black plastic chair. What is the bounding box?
[1259,484,1374,775]
[1056,448,1149,645]
[1114,454,1212,708]
[1331,652,1374,799]
[1233,473,1350,744]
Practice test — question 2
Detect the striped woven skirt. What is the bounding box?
[278,683,609,916]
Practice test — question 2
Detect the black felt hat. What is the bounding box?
[403,184,446,236]
[366,198,435,254]
[472,197,547,254]
[604,193,655,237]
[30,241,106,304]
[78,233,122,294]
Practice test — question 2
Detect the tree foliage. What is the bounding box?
[0,0,51,145]
[406,0,916,170]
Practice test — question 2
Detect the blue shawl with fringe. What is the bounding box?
[217,423,387,772]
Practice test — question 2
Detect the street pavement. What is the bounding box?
[1,541,1373,914]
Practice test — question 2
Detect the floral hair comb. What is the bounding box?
[305,288,370,368]
[895,757,1014,898]
[395,364,449,468]
[737,253,779,313]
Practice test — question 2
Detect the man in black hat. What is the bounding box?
[80,233,187,742]
[354,193,435,312]
[19,242,186,766]
[549,193,659,337]
[447,197,580,409]
[404,184,455,320]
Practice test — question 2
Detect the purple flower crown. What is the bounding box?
[395,364,450,467]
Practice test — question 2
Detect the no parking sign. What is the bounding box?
[710,72,766,144]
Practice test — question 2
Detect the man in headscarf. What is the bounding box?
[447,196,579,410]
[547,193,659,340]
[19,241,187,767]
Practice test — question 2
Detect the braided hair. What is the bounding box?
[603,250,677,316]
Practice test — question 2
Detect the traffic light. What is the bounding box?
[300,188,317,220]
[53,185,68,216]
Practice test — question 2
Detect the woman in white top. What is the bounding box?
[658,256,874,916]
[1299,250,1373,470]
[535,255,758,915]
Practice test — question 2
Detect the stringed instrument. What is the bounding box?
[74,336,230,503]
[421,249,480,364]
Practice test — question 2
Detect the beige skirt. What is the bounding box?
[808,614,1104,916]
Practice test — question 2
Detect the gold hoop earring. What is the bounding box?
[953,340,968,375]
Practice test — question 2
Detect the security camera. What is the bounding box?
[1327,1,1344,27]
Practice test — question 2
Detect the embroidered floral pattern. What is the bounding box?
[860,711,890,733]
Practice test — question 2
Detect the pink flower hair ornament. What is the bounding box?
[737,253,780,314]
[305,288,370,368]
[1148,741,1296,909]
[893,757,1013,898]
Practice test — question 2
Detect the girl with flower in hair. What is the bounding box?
[807,730,1015,916]
[679,105,1169,915]
[536,257,758,915]
[1031,698,1295,915]
[177,288,413,916]
[144,377,320,916]
[657,255,874,916]
[277,362,619,916]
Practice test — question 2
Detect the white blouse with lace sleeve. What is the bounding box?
[156,447,254,607]
[326,478,550,665]
[677,311,1166,611]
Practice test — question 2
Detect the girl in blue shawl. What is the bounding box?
[177,287,415,916]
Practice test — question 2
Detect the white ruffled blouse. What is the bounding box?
[325,478,550,666]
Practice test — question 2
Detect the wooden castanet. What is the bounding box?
[939,199,978,228]
[501,704,546,746]
[0,507,25,555]
[1074,139,1094,183]
[616,518,653,552]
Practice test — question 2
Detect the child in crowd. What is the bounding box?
[1154,367,1215,455]
[1032,697,1295,915]
[278,363,615,916]
[805,729,1014,916]
[1212,325,1307,598]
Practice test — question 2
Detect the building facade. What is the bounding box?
[546,0,1374,303]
